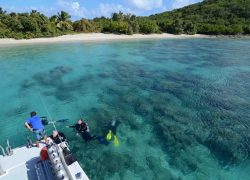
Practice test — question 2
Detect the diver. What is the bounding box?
[101,118,120,146]
[86,118,120,146]
[68,118,120,146]
[49,130,66,144]
[68,119,96,142]
[25,111,48,147]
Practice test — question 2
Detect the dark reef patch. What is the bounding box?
[32,66,72,87]
[97,59,250,172]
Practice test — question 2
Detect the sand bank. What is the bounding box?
[0,33,210,46]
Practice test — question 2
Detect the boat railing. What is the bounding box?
[0,145,6,157]
[0,128,33,154]
[6,139,13,156]
[0,139,13,157]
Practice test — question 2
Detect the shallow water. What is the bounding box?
[0,38,250,179]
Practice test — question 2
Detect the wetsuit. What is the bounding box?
[70,122,94,142]
[50,132,66,144]
[97,119,120,145]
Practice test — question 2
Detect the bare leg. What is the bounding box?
[36,141,39,148]
[44,135,48,144]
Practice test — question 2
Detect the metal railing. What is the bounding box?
[0,145,6,157]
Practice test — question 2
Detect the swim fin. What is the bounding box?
[113,135,119,147]
[106,130,112,141]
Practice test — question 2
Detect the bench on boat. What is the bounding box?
[35,160,54,180]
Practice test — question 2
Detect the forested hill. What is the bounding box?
[148,0,250,35]
[0,0,250,39]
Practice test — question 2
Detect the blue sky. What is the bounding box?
[0,0,202,20]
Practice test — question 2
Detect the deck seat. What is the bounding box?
[35,160,54,180]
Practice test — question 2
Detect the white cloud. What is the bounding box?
[172,0,201,9]
[71,2,80,10]
[56,1,133,19]
[57,0,86,18]
[91,3,132,18]
[128,0,163,10]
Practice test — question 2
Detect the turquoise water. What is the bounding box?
[0,38,250,179]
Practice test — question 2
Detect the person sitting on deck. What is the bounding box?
[25,111,48,147]
[49,130,66,144]
[69,119,96,142]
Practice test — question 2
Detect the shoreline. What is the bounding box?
[0,33,211,46]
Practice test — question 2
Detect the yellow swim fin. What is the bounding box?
[113,135,119,147]
[106,130,112,141]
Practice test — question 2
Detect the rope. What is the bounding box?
[37,89,65,146]
[38,91,57,131]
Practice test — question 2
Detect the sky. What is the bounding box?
[0,0,202,20]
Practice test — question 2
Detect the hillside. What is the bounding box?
[148,0,250,35]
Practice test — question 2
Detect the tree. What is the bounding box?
[50,15,58,23]
[139,20,158,34]
[0,7,6,14]
[243,25,250,34]
[56,21,73,31]
[183,21,197,34]
[130,21,140,34]
[54,11,73,31]
[158,20,172,32]
[111,11,125,21]
[109,21,129,34]
[73,19,97,32]
[111,13,119,21]
[127,25,133,35]
[57,11,71,22]
[230,24,243,34]
[9,12,17,17]
[0,7,66,39]
[31,10,38,16]
[19,16,38,32]
[171,20,184,34]
[8,18,24,32]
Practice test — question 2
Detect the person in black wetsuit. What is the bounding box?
[69,119,96,142]
[49,130,67,144]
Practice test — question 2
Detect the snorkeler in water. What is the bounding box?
[68,117,119,146]
[97,118,120,146]
[68,119,96,142]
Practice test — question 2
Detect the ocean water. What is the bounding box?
[0,38,250,180]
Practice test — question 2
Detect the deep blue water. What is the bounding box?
[0,38,250,179]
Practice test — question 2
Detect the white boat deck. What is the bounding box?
[0,142,90,180]
[0,143,45,180]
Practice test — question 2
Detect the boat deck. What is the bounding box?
[0,143,45,180]
[0,142,90,180]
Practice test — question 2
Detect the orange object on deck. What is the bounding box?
[40,146,49,160]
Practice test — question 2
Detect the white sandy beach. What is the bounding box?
[0,33,210,46]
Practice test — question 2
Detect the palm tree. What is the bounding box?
[49,15,57,23]
[52,11,73,31]
[111,11,125,21]
[0,7,7,14]
[57,11,71,22]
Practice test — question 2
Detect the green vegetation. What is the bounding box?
[0,0,250,39]
[0,8,68,39]
[149,0,250,35]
